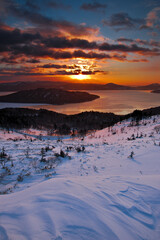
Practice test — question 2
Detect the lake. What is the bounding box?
[0,90,160,115]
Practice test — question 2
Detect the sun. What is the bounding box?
[71,74,90,81]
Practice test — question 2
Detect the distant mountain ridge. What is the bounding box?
[0,88,99,105]
[104,83,132,90]
[0,81,160,91]
[135,83,160,90]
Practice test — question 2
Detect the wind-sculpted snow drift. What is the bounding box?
[0,116,160,240]
[0,176,160,240]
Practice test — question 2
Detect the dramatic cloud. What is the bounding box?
[3,1,99,38]
[140,7,160,29]
[0,28,41,47]
[52,70,105,75]
[99,43,160,56]
[117,38,133,43]
[0,56,18,64]
[117,37,160,47]
[38,64,78,69]
[43,37,98,49]
[149,39,160,47]
[0,0,159,83]
[0,26,159,64]
[26,59,41,63]
[103,13,144,30]
[81,1,107,12]
[127,59,148,63]
[0,66,106,76]
[72,50,109,59]
[41,36,160,55]
[146,7,160,27]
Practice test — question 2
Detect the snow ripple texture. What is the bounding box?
[0,116,160,239]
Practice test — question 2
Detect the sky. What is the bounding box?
[0,0,160,86]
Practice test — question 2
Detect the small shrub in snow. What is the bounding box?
[154,125,160,134]
[25,147,30,158]
[127,134,136,141]
[0,147,8,168]
[149,132,154,137]
[76,146,85,152]
[112,131,117,135]
[121,127,125,133]
[60,150,66,158]
[45,146,52,152]
[45,173,52,178]
[17,174,23,182]
[10,160,14,167]
[40,148,46,162]
[25,172,31,176]
[103,142,108,145]
[54,150,68,158]
[0,147,7,158]
[82,146,85,151]
[136,133,143,139]
[66,146,73,151]
[128,151,134,159]
[93,165,98,172]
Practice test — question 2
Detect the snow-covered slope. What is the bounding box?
[0,116,160,240]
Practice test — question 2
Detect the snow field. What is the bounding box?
[0,115,160,239]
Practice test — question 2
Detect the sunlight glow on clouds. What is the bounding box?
[0,0,160,85]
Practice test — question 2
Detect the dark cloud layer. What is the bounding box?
[38,64,79,69]
[99,42,159,55]
[81,1,107,12]
[0,28,41,47]
[103,13,144,30]
[1,27,159,60]
[43,37,97,49]
[117,37,160,47]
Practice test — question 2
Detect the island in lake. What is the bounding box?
[0,88,99,105]
[152,90,160,94]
